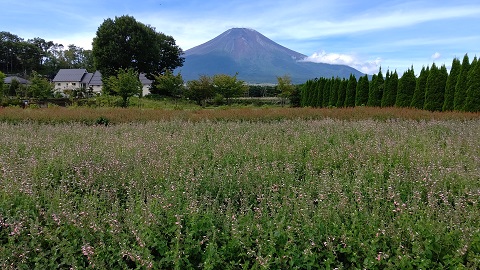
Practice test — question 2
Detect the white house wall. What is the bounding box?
[54,81,81,91]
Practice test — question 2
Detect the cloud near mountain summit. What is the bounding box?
[302,51,381,74]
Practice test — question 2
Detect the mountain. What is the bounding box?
[177,28,365,84]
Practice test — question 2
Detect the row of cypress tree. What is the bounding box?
[299,54,480,112]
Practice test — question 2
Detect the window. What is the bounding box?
[72,83,76,86]
[57,83,61,86]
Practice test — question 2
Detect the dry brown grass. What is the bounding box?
[1,106,479,124]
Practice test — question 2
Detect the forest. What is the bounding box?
[299,54,480,112]
[0,31,93,78]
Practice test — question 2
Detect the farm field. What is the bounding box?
[1,108,480,269]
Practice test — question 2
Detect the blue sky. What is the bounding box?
[2,0,479,75]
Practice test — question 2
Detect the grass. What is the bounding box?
[1,106,479,124]
[0,108,479,269]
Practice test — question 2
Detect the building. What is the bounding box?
[52,69,152,96]
[3,76,30,85]
[139,73,153,97]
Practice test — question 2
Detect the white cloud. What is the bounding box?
[431,52,441,60]
[302,51,381,74]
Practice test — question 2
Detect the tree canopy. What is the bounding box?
[105,68,142,107]
[213,73,248,103]
[150,70,184,97]
[92,15,184,81]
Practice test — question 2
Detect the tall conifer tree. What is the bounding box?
[336,78,347,107]
[411,66,429,109]
[322,78,331,107]
[355,74,369,106]
[424,63,448,111]
[396,67,416,107]
[315,78,325,107]
[443,58,461,111]
[368,68,384,106]
[382,70,398,107]
[454,54,470,111]
[381,70,391,107]
[345,74,357,107]
[464,57,480,112]
[300,80,311,107]
[329,77,340,107]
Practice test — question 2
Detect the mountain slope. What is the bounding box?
[177,28,364,84]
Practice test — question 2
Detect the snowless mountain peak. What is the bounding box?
[179,28,364,84]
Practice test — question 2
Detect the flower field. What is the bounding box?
[1,114,479,268]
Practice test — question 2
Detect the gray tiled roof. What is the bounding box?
[89,71,103,86]
[4,76,30,84]
[81,73,93,84]
[52,69,87,82]
[139,73,153,85]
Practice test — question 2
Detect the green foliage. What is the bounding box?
[107,68,142,107]
[299,80,312,107]
[344,74,357,107]
[28,71,54,99]
[322,79,331,107]
[464,57,480,112]
[185,75,215,106]
[1,119,479,268]
[151,69,184,97]
[92,15,184,80]
[213,73,248,103]
[0,71,4,97]
[314,78,326,107]
[355,74,368,106]
[336,78,347,107]
[329,77,340,107]
[276,75,295,107]
[368,68,384,107]
[247,84,278,97]
[424,64,448,111]
[289,85,301,107]
[395,67,416,107]
[381,70,398,107]
[443,58,461,111]
[1,32,93,77]
[454,54,471,111]
[411,66,429,109]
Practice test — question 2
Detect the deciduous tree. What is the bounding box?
[28,71,53,99]
[185,75,215,106]
[106,68,142,107]
[92,15,184,81]
[214,73,248,104]
[151,69,184,97]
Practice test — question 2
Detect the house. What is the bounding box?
[4,76,30,85]
[52,69,90,92]
[52,69,152,96]
[89,71,103,93]
[139,73,153,97]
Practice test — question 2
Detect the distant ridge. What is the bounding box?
[177,28,365,84]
